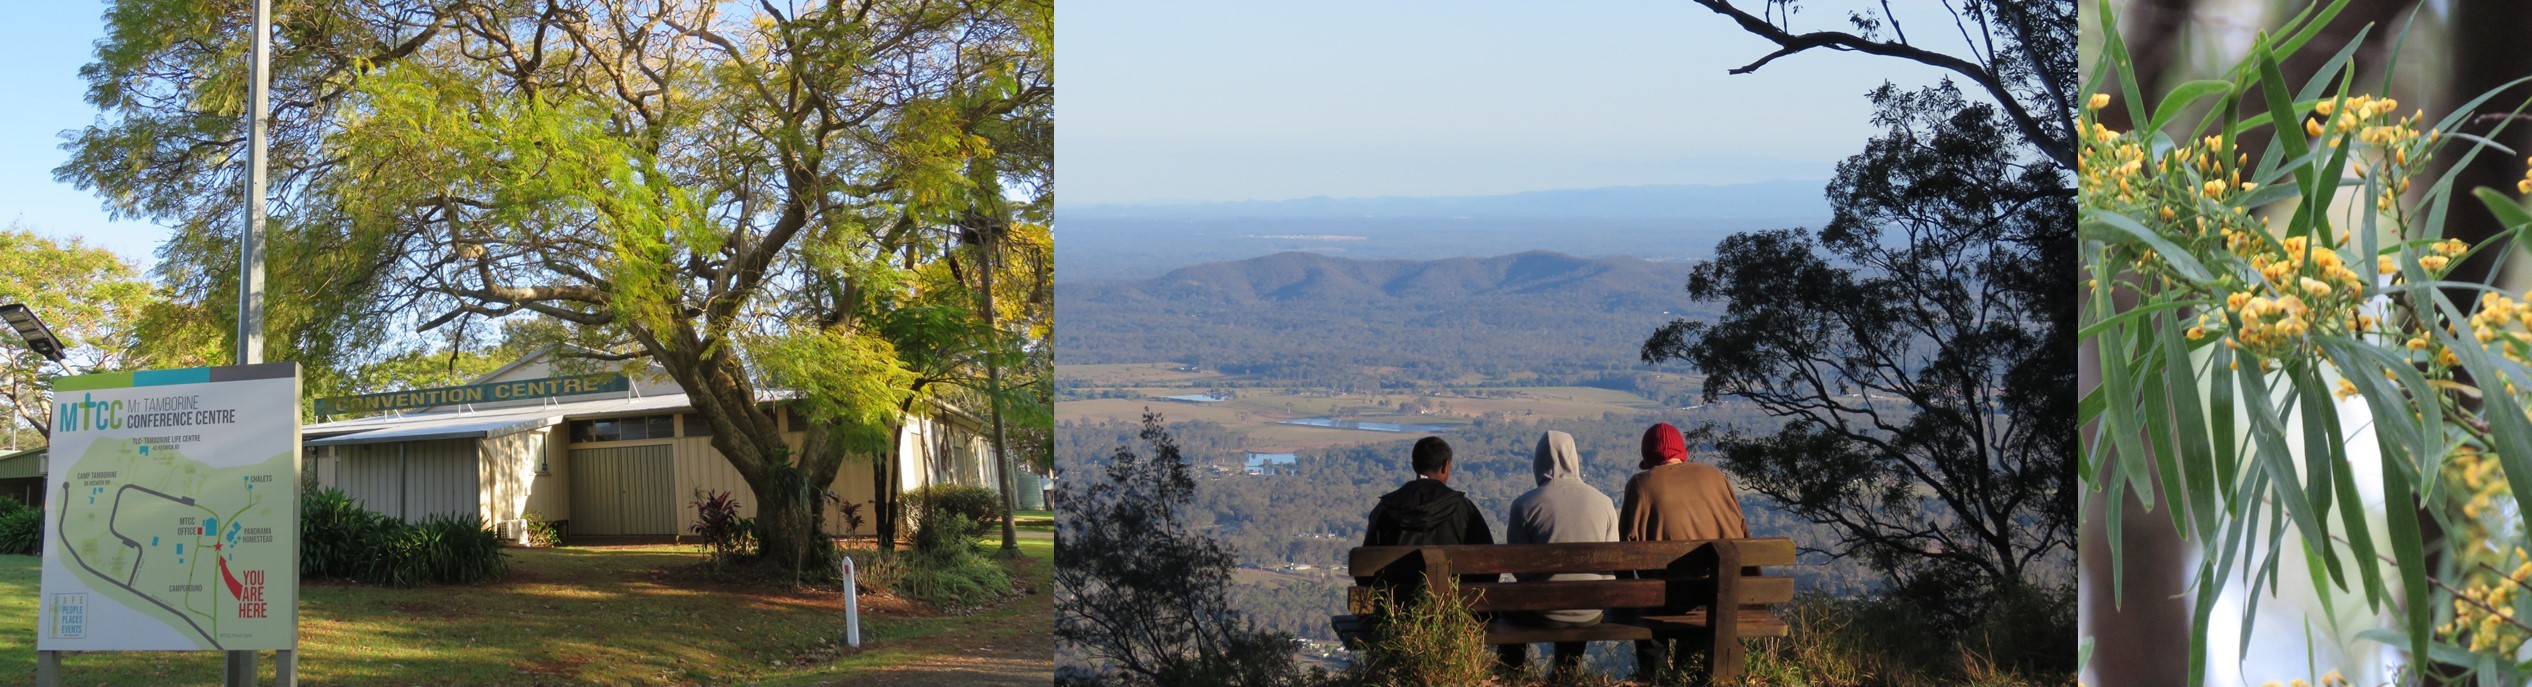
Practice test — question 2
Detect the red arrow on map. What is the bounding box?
[218,555,244,598]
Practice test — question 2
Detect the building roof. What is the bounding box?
[304,393,708,447]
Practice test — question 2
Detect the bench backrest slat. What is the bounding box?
[1345,576,1796,614]
[1348,538,1794,578]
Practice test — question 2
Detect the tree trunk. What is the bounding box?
[874,416,905,552]
[984,234,1020,552]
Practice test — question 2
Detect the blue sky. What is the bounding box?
[0,1,162,269]
[1060,1,1964,204]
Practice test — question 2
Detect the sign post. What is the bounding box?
[35,364,300,685]
[842,556,861,648]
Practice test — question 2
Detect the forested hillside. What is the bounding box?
[1056,251,1717,397]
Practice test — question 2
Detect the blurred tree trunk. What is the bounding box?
[2099,0,2197,131]
[2439,0,2532,290]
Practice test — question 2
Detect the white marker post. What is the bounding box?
[842,556,861,648]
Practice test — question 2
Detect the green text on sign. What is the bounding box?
[313,373,629,416]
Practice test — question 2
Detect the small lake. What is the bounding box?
[1276,417,1453,433]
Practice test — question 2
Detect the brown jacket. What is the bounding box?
[1619,461,1748,542]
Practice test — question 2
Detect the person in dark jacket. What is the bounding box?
[1358,436,1523,668]
[1360,436,1495,587]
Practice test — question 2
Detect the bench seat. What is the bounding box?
[1335,538,1795,682]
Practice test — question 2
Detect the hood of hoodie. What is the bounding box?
[1376,478,1472,534]
[1534,430,1583,485]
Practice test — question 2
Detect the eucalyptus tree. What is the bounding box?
[62,0,1051,571]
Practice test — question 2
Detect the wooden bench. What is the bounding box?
[1331,538,1795,681]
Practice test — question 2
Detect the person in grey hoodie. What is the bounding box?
[1503,430,1620,673]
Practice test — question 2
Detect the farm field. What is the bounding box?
[1058,363,1681,452]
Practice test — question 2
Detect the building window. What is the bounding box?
[683,413,714,437]
[570,414,676,443]
[786,406,810,433]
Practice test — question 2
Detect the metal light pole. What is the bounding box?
[229,0,279,685]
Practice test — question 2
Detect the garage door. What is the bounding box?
[568,445,676,535]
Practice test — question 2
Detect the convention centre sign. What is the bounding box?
[313,372,629,416]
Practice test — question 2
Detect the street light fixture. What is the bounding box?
[0,304,65,363]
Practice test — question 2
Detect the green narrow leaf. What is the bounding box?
[2161,313,2219,540]
[2148,80,2235,136]
[2143,362,2186,527]
[2098,277,2157,510]
[2379,431,2431,675]
[2082,210,2216,283]
[2236,360,2345,588]
[2211,346,2241,503]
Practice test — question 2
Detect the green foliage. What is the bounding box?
[0,507,41,556]
[755,326,916,456]
[522,511,565,548]
[1347,576,1495,687]
[301,488,507,587]
[910,484,1005,531]
[1056,414,1320,687]
[897,542,1015,608]
[0,226,151,442]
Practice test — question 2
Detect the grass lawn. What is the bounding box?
[1013,510,1053,531]
[0,537,1052,686]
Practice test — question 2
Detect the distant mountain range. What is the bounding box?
[1070,180,1830,220]
[1057,182,1830,280]
[1127,250,1689,304]
[1058,251,1705,381]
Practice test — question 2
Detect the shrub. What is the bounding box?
[689,489,756,566]
[897,543,1014,607]
[0,508,41,556]
[912,511,986,554]
[300,488,507,587]
[302,488,401,579]
[908,484,1002,527]
[836,500,867,534]
[522,511,565,547]
[0,495,31,519]
[414,513,508,584]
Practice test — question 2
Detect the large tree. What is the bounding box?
[62,0,1050,570]
[1647,0,2075,625]
[1645,80,2073,619]
[0,227,153,446]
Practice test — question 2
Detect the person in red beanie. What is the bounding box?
[1621,422,1747,541]
[1618,421,1750,676]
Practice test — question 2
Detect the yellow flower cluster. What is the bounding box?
[2441,446,2532,656]
[2309,94,2433,212]
[2200,234,2382,361]
[2518,155,2532,195]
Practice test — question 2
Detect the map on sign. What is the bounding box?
[40,363,299,651]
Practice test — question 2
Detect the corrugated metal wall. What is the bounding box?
[329,439,480,521]
[568,444,676,535]
[405,440,481,520]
